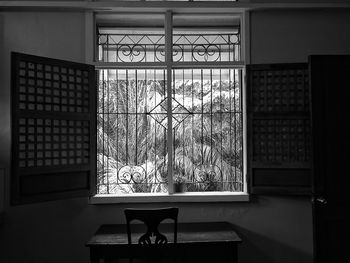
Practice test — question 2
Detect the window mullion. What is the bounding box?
[165,11,174,194]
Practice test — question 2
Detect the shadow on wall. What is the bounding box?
[0,169,4,224]
[235,225,313,263]
[0,14,7,224]
[0,14,10,169]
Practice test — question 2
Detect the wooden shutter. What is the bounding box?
[247,63,311,195]
[11,52,96,204]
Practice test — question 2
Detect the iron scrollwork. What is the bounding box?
[118,44,146,62]
[192,44,221,62]
[98,33,240,63]
[118,165,147,184]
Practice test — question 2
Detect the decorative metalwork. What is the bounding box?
[97,68,244,194]
[98,34,165,63]
[172,68,243,192]
[98,32,240,63]
[149,97,191,129]
[173,34,240,62]
[97,26,243,195]
[117,165,147,184]
[97,69,169,194]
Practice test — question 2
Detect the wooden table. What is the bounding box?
[86,222,242,263]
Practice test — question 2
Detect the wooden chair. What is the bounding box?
[124,207,179,263]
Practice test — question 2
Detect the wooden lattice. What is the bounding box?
[18,61,90,113]
[11,52,96,204]
[247,63,312,194]
[252,118,311,163]
[249,65,311,165]
[18,118,90,168]
[251,69,309,113]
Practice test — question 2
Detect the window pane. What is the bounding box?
[172,69,243,192]
[173,15,241,62]
[97,69,168,194]
[97,14,165,63]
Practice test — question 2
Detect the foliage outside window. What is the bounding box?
[96,14,244,195]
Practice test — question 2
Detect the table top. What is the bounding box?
[86,221,242,246]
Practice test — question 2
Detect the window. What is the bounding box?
[10,10,312,205]
[95,13,246,196]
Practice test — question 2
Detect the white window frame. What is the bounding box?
[86,10,250,203]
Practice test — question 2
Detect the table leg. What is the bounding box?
[232,245,238,263]
[90,249,100,263]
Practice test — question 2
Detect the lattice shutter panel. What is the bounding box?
[11,52,96,204]
[247,63,311,195]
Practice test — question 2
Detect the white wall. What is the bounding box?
[251,9,350,64]
[2,7,350,263]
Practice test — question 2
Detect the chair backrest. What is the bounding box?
[124,207,178,246]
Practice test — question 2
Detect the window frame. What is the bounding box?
[88,10,250,202]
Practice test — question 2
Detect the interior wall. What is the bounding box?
[0,12,86,237]
[1,8,349,263]
[250,9,350,64]
[0,169,4,224]
[250,0,350,3]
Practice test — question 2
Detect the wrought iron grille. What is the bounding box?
[172,69,243,192]
[98,32,240,63]
[97,25,243,194]
[173,33,240,62]
[97,69,168,194]
[97,68,243,194]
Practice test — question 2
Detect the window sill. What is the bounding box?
[89,192,249,204]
